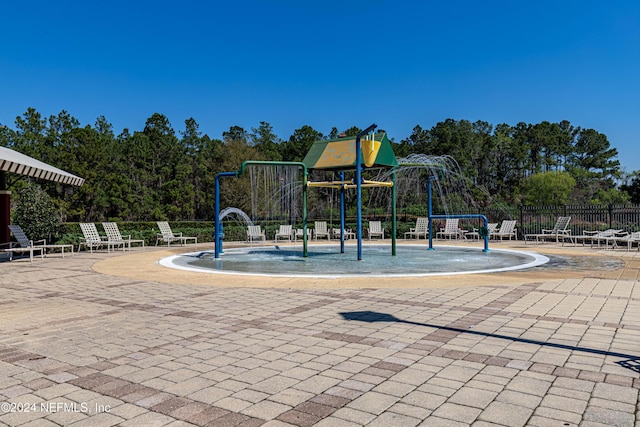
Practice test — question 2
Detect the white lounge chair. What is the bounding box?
[79,223,125,253]
[565,228,624,248]
[466,223,499,240]
[436,218,461,240]
[6,224,74,259]
[367,221,385,240]
[332,227,355,240]
[404,217,429,239]
[491,220,517,240]
[156,221,198,247]
[274,225,293,242]
[314,221,330,240]
[525,216,571,244]
[246,225,266,242]
[0,225,46,261]
[102,222,145,251]
[606,231,640,251]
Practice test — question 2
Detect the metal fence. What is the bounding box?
[516,204,640,239]
[393,204,640,240]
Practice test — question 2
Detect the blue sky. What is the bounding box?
[2,1,639,172]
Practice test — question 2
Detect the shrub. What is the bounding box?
[12,182,62,242]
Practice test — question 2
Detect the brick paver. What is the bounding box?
[0,243,639,426]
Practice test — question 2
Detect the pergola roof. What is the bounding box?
[0,146,84,186]
[303,133,399,171]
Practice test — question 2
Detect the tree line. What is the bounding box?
[1,108,638,224]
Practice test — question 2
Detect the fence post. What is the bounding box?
[608,203,613,229]
[519,205,524,240]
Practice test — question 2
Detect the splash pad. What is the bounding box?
[190,123,551,280]
[160,244,549,278]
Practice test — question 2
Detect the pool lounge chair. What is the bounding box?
[5,224,74,259]
[367,221,385,240]
[491,219,517,240]
[79,223,125,253]
[0,225,46,261]
[404,217,429,239]
[102,222,145,251]
[332,227,356,240]
[436,218,461,240]
[524,216,571,244]
[156,221,198,247]
[274,225,293,242]
[564,228,623,248]
[606,231,640,251]
[246,225,266,242]
[466,223,499,240]
[314,221,330,240]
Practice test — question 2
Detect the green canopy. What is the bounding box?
[303,133,399,171]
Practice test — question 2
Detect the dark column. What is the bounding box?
[0,171,9,243]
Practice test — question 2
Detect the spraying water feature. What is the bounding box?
[184,125,549,278]
[219,207,254,226]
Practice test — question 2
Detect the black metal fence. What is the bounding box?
[393,204,640,240]
[516,204,640,239]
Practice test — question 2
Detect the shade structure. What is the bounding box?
[0,146,85,186]
[303,133,398,171]
[0,146,85,245]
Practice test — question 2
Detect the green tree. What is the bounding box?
[343,126,362,137]
[250,121,282,161]
[489,123,525,201]
[12,182,61,242]
[566,128,621,203]
[181,118,221,220]
[280,125,323,162]
[399,125,430,155]
[12,108,48,159]
[61,125,113,221]
[522,172,576,206]
[217,138,264,213]
[590,188,629,205]
[620,171,640,204]
[568,129,621,179]
[528,121,565,172]
[142,113,194,220]
[223,126,248,144]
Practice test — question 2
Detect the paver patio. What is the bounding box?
[0,241,639,426]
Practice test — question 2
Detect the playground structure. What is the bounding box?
[214,124,490,260]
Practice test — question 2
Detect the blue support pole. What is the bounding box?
[427,177,489,251]
[355,124,377,261]
[430,214,490,252]
[391,170,397,256]
[214,171,238,259]
[339,171,345,254]
[355,141,363,260]
[428,177,434,250]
